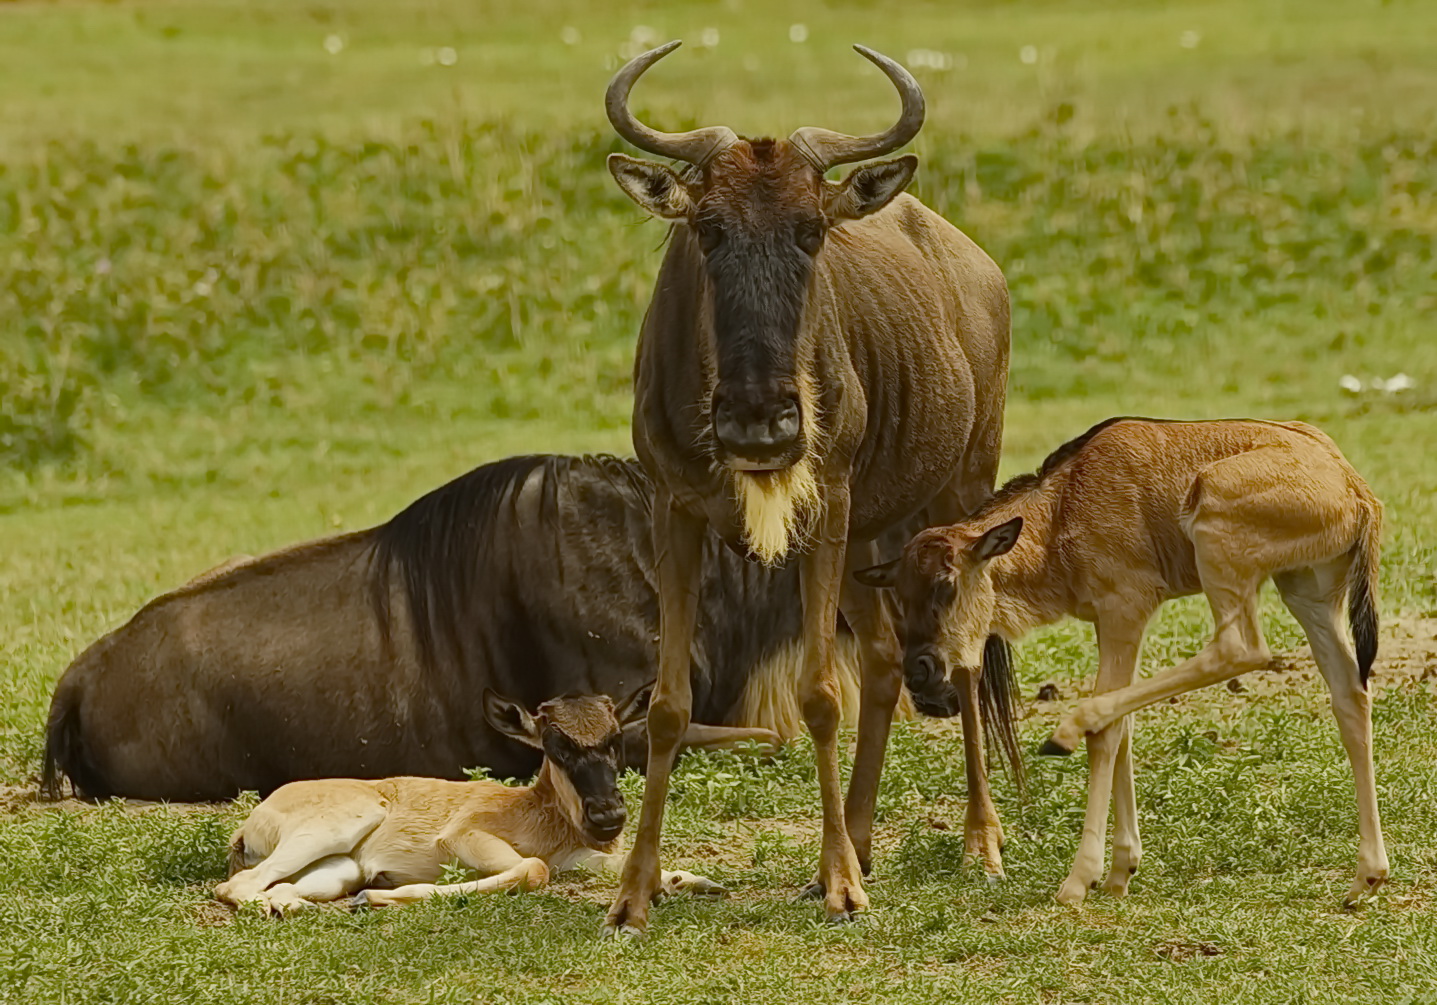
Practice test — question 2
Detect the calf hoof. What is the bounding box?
[664,871,728,898]
[1343,872,1387,908]
[1055,877,1091,907]
[600,921,644,940]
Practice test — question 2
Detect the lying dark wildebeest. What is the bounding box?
[217,689,723,915]
[44,453,907,803]
[602,42,1012,932]
[856,417,1388,907]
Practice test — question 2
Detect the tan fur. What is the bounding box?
[889,418,1388,907]
[735,634,913,741]
[214,700,722,914]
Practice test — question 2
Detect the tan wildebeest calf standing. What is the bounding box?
[602,42,1013,932]
[215,690,722,914]
[857,417,1388,907]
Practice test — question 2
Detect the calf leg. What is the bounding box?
[1103,720,1143,897]
[1045,569,1269,751]
[359,829,547,908]
[840,539,905,875]
[215,803,385,906]
[570,850,726,896]
[1054,611,1147,905]
[259,856,363,915]
[1276,567,1389,905]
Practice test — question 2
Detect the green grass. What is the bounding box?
[2,0,1437,1001]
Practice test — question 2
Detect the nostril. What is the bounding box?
[916,654,936,681]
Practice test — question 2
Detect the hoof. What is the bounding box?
[796,880,825,902]
[984,873,1003,889]
[1038,737,1075,757]
[600,922,644,940]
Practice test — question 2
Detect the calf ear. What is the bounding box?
[853,558,900,589]
[824,155,917,221]
[614,682,655,727]
[971,517,1023,562]
[608,154,695,219]
[482,689,542,749]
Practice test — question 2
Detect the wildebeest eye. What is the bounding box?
[795,220,826,256]
[694,218,724,253]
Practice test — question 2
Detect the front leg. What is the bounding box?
[800,489,867,921]
[603,494,704,937]
[1051,613,1146,906]
[357,829,545,908]
[570,849,727,897]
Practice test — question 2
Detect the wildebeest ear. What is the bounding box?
[853,558,900,589]
[608,154,695,219]
[824,155,918,221]
[614,682,654,727]
[482,689,542,748]
[971,517,1023,562]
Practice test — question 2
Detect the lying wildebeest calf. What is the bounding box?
[857,417,1388,907]
[216,688,722,914]
[46,454,904,802]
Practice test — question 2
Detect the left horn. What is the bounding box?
[788,45,926,171]
[605,40,739,166]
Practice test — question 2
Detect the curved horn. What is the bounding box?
[605,40,738,166]
[788,45,926,171]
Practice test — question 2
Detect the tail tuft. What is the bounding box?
[979,635,1026,792]
[41,685,81,801]
[1348,501,1382,687]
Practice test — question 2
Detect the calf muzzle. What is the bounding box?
[904,650,962,718]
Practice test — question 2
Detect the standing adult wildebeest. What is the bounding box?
[43,454,887,803]
[602,42,1011,932]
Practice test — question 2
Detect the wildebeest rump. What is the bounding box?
[601,43,1011,931]
[43,454,892,803]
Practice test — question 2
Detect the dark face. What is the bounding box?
[855,519,1023,718]
[691,141,828,471]
[890,540,967,718]
[539,717,627,843]
[482,689,646,845]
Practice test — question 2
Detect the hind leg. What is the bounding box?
[216,796,386,906]
[259,856,364,915]
[1276,566,1389,905]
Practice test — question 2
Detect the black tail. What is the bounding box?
[41,682,83,800]
[979,634,1026,791]
[1348,503,1382,687]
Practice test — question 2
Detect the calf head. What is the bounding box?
[482,687,651,845]
[854,517,1023,716]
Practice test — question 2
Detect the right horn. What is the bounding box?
[788,45,926,171]
[604,40,738,167]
